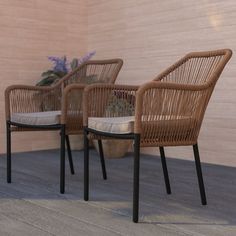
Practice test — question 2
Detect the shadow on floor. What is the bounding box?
[0,148,235,227]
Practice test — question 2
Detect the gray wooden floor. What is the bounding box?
[0,148,235,236]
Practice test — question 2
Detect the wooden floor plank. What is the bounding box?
[0,149,235,235]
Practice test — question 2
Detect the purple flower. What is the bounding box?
[48,56,68,73]
[48,51,96,74]
[77,50,96,66]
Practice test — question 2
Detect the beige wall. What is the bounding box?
[0,0,87,152]
[88,0,236,166]
[1,0,236,167]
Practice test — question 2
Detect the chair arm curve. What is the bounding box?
[134,81,210,133]
[83,84,139,126]
[61,84,86,124]
[5,84,59,120]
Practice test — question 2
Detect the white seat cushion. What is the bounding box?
[88,116,135,134]
[11,111,61,126]
[88,115,194,135]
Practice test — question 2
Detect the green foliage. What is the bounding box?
[36,70,67,86]
[36,51,96,86]
[106,96,135,116]
[70,58,78,71]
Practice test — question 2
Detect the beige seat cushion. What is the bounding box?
[88,115,195,136]
[88,116,135,134]
[11,111,61,126]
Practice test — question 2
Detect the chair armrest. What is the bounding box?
[134,81,210,133]
[83,84,139,126]
[61,84,86,124]
[5,84,60,120]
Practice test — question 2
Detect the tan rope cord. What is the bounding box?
[5,59,123,133]
[83,49,232,147]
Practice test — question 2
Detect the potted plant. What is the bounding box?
[93,92,135,159]
[37,51,96,86]
[37,51,96,151]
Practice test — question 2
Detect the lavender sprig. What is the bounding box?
[77,50,96,67]
[48,56,69,73]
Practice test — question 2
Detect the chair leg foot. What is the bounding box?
[193,143,207,205]
[133,134,140,223]
[66,135,75,175]
[98,140,107,180]
[60,125,66,194]
[6,122,11,183]
[159,146,171,194]
[84,129,89,201]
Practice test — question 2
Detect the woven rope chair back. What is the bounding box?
[64,59,123,133]
[63,59,123,87]
[140,49,232,146]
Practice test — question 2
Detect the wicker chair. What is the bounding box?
[5,59,123,194]
[82,49,232,222]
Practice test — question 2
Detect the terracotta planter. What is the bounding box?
[93,139,132,159]
[69,134,92,150]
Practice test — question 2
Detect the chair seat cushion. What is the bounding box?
[88,116,135,134]
[88,115,196,136]
[11,111,61,126]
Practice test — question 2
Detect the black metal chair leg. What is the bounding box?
[193,143,207,205]
[133,134,140,223]
[6,122,11,183]
[65,135,75,175]
[60,125,66,194]
[159,146,171,194]
[98,140,107,180]
[84,129,89,201]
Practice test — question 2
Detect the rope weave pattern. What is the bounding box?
[5,59,123,134]
[83,49,232,146]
